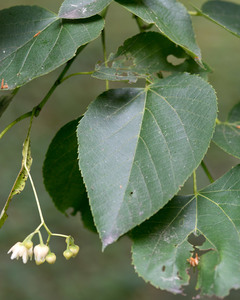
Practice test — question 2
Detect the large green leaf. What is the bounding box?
[0,6,104,90]
[132,165,240,297]
[93,32,208,83]
[196,1,240,38]
[213,102,240,159]
[43,119,95,232]
[59,0,113,19]
[0,134,32,228]
[115,0,201,62]
[77,73,217,248]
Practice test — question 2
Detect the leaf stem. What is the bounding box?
[0,45,86,138]
[60,71,94,83]
[201,161,214,183]
[38,231,44,245]
[51,233,69,238]
[188,11,200,16]
[101,28,109,90]
[134,15,144,32]
[193,171,197,196]
[34,45,86,116]
[0,111,32,139]
[133,15,153,32]
[46,233,51,246]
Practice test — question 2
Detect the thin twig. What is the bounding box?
[101,28,109,90]
[193,171,198,196]
[201,161,214,183]
[0,45,86,138]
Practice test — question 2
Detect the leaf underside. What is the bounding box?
[0,6,104,90]
[132,165,240,297]
[59,0,113,19]
[115,0,201,61]
[77,73,217,248]
[213,102,240,159]
[93,32,208,83]
[43,119,96,232]
[198,1,240,38]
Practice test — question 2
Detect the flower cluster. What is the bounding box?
[8,241,52,265]
[6,159,79,266]
[8,236,79,265]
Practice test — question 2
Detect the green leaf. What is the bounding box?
[132,165,240,297]
[0,93,15,118]
[0,6,104,90]
[59,0,113,19]
[77,73,217,248]
[213,102,240,159]
[196,1,240,38]
[43,118,96,232]
[115,0,201,61]
[93,32,208,83]
[0,134,32,228]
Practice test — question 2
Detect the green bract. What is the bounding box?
[0,134,32,228]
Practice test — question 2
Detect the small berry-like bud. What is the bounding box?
[69,245,79,257]
[46,252,56,264]
[63,249,73,260]
[24,240,33,250]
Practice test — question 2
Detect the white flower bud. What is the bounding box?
[8,242,32,264]
[34,244,49,265]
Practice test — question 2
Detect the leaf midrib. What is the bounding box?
[103,89,147,241]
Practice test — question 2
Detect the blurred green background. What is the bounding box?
[0,0,240,299]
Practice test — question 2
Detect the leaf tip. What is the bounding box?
[102,233,119,250]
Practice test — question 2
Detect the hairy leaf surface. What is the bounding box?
[93,32,208,83]
[77,73,217,248]
[197,1,240,38]
[0,6,104,90]
[132,165,240,297]
[115,0,201,61]
[213,102,240,159]
[59,0,113,19]
[43,119,95,232]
